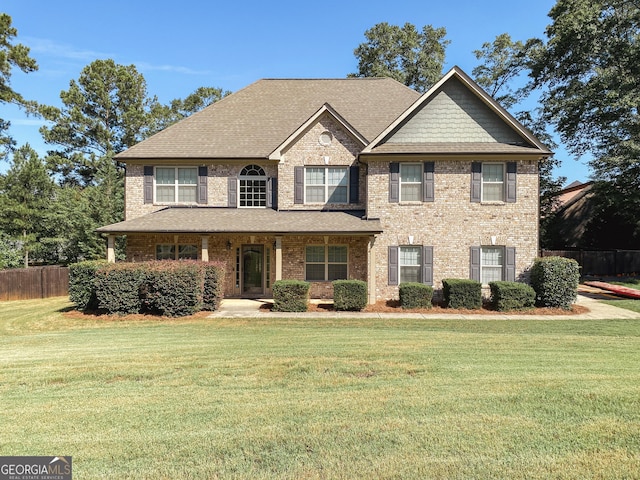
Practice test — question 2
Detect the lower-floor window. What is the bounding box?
[481,246,504,283]
[305,245,348,281]
[156,244,198,260]
[400,246,422,283]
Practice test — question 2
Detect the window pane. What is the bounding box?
[481,247,503,283]
[482,164,504,182]
[482,247,503,266]
[178,168,197,184]
[400,164,421,182]
[156,244,175,260]
[156,185,175,203]
[483,183,504,202]
[328,246,347,263]
[401,184,421,202]
[178,244,198,260]
[306,186,325,203]
[306,168,325,185]
[240,179,266,207]
[328,168,348,186]
[178,186,197,202]
[156,168,174,185]
[328,186,347,203]
[400,266,421,283]
[306,246,325,263]
[400,246,421,266]
[482,266,503,284]
[306,264,325,281]
[328,264,348,281]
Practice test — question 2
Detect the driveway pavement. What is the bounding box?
[209,286,640,320]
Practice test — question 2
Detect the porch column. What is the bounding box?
[367,235,377,304]
[201,235,209,262]
[275,236,283,281]
[107,235,116,263]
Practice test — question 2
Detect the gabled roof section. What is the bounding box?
[117,78,419,160]
[268,103,368,161]
[361,66,552,156]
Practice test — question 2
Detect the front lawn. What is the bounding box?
[1,297,639,479]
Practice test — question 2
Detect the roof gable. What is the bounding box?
[362,66,551,155]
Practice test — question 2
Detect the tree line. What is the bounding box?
[1,0,638,268]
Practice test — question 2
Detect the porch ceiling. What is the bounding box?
[97,207,382,235]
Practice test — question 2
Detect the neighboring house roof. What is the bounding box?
[547,182,595,248]
[117,78,420,160]
[97,208,382,235]
[361,66,552,158]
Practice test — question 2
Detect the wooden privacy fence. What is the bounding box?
[0,266,69,301]
[541,250,640,276]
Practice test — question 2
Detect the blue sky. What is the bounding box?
[3,0,589,183]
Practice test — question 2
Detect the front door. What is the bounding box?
[242,245,264,296]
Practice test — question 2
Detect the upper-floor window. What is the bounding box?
[305,167,348,204]
[155,167,198,203]
[482,163,505,202]
[239,165,267,207]
[471,162,516,203]
[400,164,422,202]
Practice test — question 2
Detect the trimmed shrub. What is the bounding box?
[530,256,580,309]
[68,260,108,311]
[273,280,309,312]
[489,281,535,311]
[203,262,226,311]
[333,280,368,311]
[443,278,482,309]
[399,282,433,309]
[144,261,205,317]
[95,263,147,315]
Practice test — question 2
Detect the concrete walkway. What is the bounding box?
[209,286,640,320]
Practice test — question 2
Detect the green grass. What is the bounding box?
[1,297,640,479]
[610,278,640,290]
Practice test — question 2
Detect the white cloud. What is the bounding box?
[24,36,114,62]
[135,62,210,76]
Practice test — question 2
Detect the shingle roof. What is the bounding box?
[117,78,420,160]
[97,208,382,235]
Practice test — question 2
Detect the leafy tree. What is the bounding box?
[350,22,449,92]
[0,144,55,267]
[146,86,230,138]
[530,0,640,247]
[0,13,38,160]
[0,232,22,269]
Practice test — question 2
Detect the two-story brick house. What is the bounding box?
[97,66,551,303]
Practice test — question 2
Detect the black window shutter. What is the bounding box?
[198,166,208,204]
[143,166,154,204]
[422,245,433,285]
[506,162,517,203]
[349,165,359,204]
[471,162,482,203]
[267,177,277,209]
[388,246,399,285]
[423,162,434,202]
[389,162,399,203]
[294,166,304,204]
[505,247,516,281]
[470,246,481,281]
[227,177,237,208]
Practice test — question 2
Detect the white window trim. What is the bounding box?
[238,166,267,208]
[399,163,423,203]
[480,246,504,284]
[304,167,349,205]
[399,245,422,283]
[481,162,506,203]
[154,166,198,204]
[304,245,349,281]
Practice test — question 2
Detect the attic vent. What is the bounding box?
[319,131,333,146]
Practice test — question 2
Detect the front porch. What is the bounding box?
[97,207,382,303]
